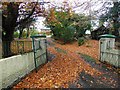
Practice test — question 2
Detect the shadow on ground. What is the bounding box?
[68,53,119,88]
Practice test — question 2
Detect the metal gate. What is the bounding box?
[31,35,48,72]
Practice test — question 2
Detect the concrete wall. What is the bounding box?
[0,41,2,59]
[99,38,120,67]
[0,50,46,89]
[0,44,2,59]
[0,62,2,89]
[0,52,34,89]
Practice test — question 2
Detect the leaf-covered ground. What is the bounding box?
[13,38,119,88]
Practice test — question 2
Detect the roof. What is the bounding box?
[99,34,116,38]
[92,25,107,32]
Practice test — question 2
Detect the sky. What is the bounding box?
[35,17,48,30]
[35,0,116,31]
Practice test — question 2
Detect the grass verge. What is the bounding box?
[78,53,96,63]
[55,47,67,54]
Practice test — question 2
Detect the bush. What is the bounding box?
[45,8,91,43]
[78,37,85,46]
[60,26,76,43]
[14,29,39,39]
[22,31,27,38]
[30,30,39,36]
[14,31,19,38]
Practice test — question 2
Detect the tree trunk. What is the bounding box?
[113,20,119,37]
[26,27,30,38]
[2,28,14,57]
[19,29,23,39]
[2,41,12,57]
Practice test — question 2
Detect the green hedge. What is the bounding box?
[78,37,85,46]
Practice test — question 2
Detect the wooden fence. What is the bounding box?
[11,40,32,54]
[2,39,32,58]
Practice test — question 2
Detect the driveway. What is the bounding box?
[13,38,119,88]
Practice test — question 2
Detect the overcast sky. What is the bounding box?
[35,0,119,31]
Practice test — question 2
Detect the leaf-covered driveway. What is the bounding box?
[13,38,119,88]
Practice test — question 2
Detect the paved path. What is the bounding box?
[13,38,119,88]
[47,38,119,88]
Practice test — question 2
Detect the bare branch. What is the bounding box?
[15,2,37,27]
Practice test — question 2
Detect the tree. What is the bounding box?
[2,2,38,41]
[99,1,120,36]
[17,18,35,39]
[2,2,46,57]
[45,7,76,43]
[45,7,91,43]
[71,14,91,39]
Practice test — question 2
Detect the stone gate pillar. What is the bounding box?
[99,34,116,61]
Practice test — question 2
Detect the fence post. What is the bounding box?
[22,41,24,53]
[99,34,116,62]
[32,38,37,72]
[45,39,48,62]
[17,41,19,54]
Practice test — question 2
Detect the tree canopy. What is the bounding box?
[99,1,120,36]
[1,2,47,57]
[45,7,91,43]
[2,2,47,41]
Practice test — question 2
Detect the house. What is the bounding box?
[41,28,51,32]
[91,25,109,40]
[85,30,91,39]
[39,28,51,35]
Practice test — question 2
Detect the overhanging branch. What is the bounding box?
[15,3,37,27]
